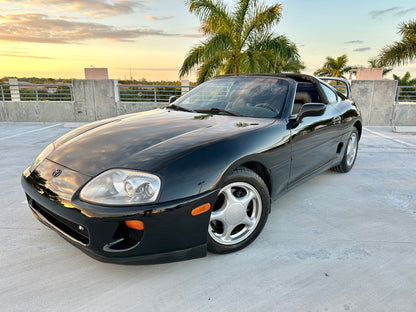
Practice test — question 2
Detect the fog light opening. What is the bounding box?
[104,220,144,252]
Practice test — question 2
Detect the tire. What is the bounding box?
[332,128,359,173]
[207,167,270,254]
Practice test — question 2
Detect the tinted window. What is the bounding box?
[321,84,338,104]
[296,82,321,103]
[174,77,289,118]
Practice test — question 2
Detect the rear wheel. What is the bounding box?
[332,128,359,173]
[207,167,270,254]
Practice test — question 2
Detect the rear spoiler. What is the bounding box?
[317,77,351,99]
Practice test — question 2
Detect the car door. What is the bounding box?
[289,82,343,186]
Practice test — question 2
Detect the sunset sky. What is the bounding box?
[1,0,415,81]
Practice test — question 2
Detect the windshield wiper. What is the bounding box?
[165,104,194,113]
[194,107,241,116]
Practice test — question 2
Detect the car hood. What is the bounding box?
[47,109,275,176]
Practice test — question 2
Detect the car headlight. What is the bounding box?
[30,143,55,172]
[79,169,161,206]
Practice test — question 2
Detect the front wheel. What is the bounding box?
[207,167,270,254]
[332,128,359,173]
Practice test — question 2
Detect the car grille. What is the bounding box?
[26,195,90,245]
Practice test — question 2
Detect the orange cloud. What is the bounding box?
[145,15,173,21]
[0,13,177,44]
[0,53,55,59]
[0,0,145,17]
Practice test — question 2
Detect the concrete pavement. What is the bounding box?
[1,123,415,312]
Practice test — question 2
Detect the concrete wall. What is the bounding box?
[0,101,76,122]
[392,103,416,126]
[0,80,165,122]
[351,80,398,126]
[1,78,415,126]
[350,80,416,126]
[116,102,164,115]
[72,79,118,121]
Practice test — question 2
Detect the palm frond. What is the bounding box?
[393,71,416,86]
[241,3,282,47]
[181,0,301,82]
[186,0,233,35]
[315,54,351,78]
[377,20,416,67]
[398,20,416,37]
[239,49,267,73]
[197,51,229,83]
[314,67,331,77]
[179,34,233,78]
[382,68,393,76]
[246,35,301,73]
[233,0,252,36]
[179,44,206,78]
[378,37,416,67]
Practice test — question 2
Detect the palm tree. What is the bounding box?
[377,20,416,67]
[368,58,392,77]
[313,54,353,78]
[393,72,416,86]
[274,51,305,73]
[179,0,302,83]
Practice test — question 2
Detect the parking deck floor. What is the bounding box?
[1,123,415,311]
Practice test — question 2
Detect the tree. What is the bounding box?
[377,20,416,67]
[179,0,302,83]
[393,72,416,86]
[313,54,353,78]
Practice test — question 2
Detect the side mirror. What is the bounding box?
[296,103,326,122]
[169,96,176,104]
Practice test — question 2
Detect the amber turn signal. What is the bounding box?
[125,220,144,231]
[191,203,211,216]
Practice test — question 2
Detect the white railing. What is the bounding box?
[1,84,73,101]
[396,86,416,103]
[118,84,193,102]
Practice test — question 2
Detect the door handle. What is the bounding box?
[332,116,341,123]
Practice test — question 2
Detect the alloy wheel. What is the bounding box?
[209,182,262,246]
[346,132,358,167]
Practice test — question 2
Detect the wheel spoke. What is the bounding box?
[211,191,229,221]
[238,189,255,208]
[223,187,238,205]
[221,223,234,242]
[210,209,226,223]
[242,215,255,228]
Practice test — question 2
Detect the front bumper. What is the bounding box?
[22,172,218,264]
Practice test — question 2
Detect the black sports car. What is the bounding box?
[22,74,361,264]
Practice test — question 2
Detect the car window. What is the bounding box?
[178,81,232,105]
[321,84,338,104]
[174,77,289,118]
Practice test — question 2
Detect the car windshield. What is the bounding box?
[173,76,289,118]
